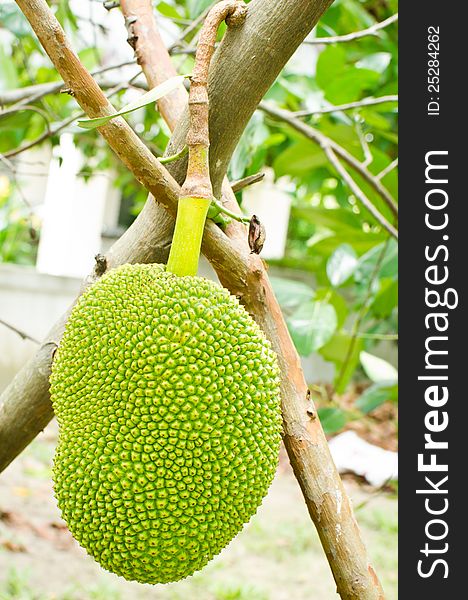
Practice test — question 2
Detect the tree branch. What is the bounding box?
[2,1,385,597]
[0,60,138,107]
[0,318,40,344]
[168,0,218,52]
[231,172,265,193]
[324,144,397,238]
[121,0,187,130]
[304,13,398,45]
[259,101,398,221]
[294,94,398,117]
[1,79,139,159]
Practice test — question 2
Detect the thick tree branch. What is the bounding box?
[1,1,385,598]
[164,0,337,197]
[259,101,398,222]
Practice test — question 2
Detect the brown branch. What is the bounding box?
[259,101,398,221]
[304,12,398,44]
[1,79,138,159]
[0,60,138,107]
[2,113,79,159]
[121,0,187,130]
[2,1,385,598]
[181,1,247,200]
[231,172,265,193]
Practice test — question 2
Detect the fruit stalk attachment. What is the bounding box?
[166,0,247,277]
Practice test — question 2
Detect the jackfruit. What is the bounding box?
[50,263,282,584]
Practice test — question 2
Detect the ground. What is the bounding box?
[0,421,397,600]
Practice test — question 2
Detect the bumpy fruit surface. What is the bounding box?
[51,263,282,584]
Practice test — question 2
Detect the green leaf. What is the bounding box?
[292,206,362,231]
[356,52,392,74]
[318,407,348,435]
[0,44,18,91]
[315,288,348,329]
[319,333,364,393]
[188,0,213,18]
[324,68,380,104]
[326,243,358,286]
[77,75,187,129]
[157,1,184,19]
[230,113,269,180]
[356,382,398,414]
[308,231,386,258]
[355,239,398,284]
[270,277,315,311]
[360,351,398,383]
[0,2,31,37]
[316,46,346,90]
[371,278,398,318]
[287,301,337,356]
[273,140,327,178]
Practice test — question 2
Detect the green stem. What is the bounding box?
[158,145,188,164]
[209,199,250,224]
[166,196,211,276]
[165,2,247,278]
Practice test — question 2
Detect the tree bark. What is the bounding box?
[2,1,385,598]
[121,0,187,130]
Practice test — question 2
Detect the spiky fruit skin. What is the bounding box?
[50,264,282,584]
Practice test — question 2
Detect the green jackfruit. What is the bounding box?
[50,263,282,584]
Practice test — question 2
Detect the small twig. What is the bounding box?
[259,102,398,221]
[376,158,398,181]
[1,114,77,159]
[304,13,398,45]
[324,146,397,238]
[171,46,198,56]
[231,172,265,193]
[344,332,398,341]
[168,0,218,51]
[1,79,139,159]
[103,1,120,9]
[335,239,391,392]
[211,198,250,224]
[293,95,398,118]
[354,475,397,511]
[356,120,372,168]
[0,319,40,344]
[0,154,33,211]
[0,60,138,107]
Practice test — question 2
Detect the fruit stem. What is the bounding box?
[158,145,188,164]
[166,0,247,277]
[209,198,251,224]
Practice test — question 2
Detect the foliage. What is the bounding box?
[0,175,38,264]
[0,0,398,431]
